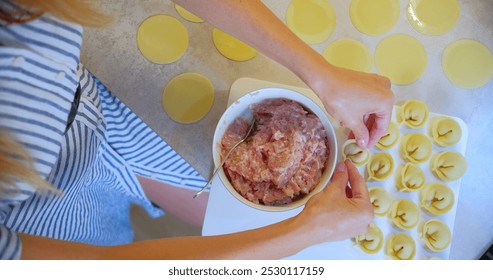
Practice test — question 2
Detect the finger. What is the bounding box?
[344,160,369,200]
[367,110,392,148]
[348,120,370,149]
[328,162,349,193]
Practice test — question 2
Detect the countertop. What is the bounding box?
[81,0,493,259]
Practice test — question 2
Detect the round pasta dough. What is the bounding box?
[430,117,462,147]
[367,153,394,181]
[397,163,426,192]
[369,187,392,216]
[212,28,257,62]
[343,139,371,166]
[175,4,204,23]
[407,0,460,35]
[386,233,416,260]
[355,224,384,254]
[162,73,214,124]
[322,39,372,72]
[420,183,454,215]
[137,15,188,64]
[420,219,452,252]
[400,133,432,164]
[389,199,420,230]
[400,99,429,128]
[375,34,427,85]
[376,122,400,150]
[350,0,400,36]
[286,0,336,44]
[430,151,467,181]
[442,39,493,89]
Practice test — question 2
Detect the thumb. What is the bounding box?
[349,121,370,149]
[328,162,349,193]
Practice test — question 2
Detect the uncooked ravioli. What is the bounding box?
[375,122,399,150]
[354,224,384,254]
[407,0,460,35]
[162,73,214,124]
[369,187,392,216]
[342,139,371,166]
[389,199,420,230]
[375,34,427,85]
[420,219,452,252]
[322,39,372,72]
[286,0,336,44]
[386,233,416,260]
[212,28,257,62]
[442,39,493,89]
[430,117,462,147]
[137,15,188,64]
[350,0,400,36]
[175,4,203,23]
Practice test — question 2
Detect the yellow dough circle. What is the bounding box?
[430,117,462,147]
[369,187,393,216]
[442,39,493,89]
[322,39,372,72]
[212,28,257,62]
[355,224,384,254]
[342,139,371,166]
[286,0,336,44]
[137,15,188,64]
[375,34,427,85]
[407,0,460,35]
[162,73,214,124]
[175,4,203,23]
[386,233,416,260]
[376,122,400,150]
[350,0,400,36]
[420,219,452,252]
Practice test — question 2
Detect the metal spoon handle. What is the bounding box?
[193,140,243,199]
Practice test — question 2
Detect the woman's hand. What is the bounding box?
[307,64,394,149]
[295,160,374,244]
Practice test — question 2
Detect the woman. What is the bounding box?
[0,0,392,259]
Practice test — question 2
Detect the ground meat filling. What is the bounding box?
[221,98,329,206]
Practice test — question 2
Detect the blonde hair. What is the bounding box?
[1,1,111,194]
[0,129,57,193]
[4,0,113,27]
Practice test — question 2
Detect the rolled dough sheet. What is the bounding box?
[286,0,336,44]
[212,28,257,62]
[137,15,188,64]
[175,4,204,23]
[323,38,372,72]
[375,34,427,85]
[162,73,214,124]
[407,0,460,35]
[442,39,493,89]
[350,0,400,36]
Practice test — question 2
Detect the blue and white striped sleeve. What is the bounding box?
[0,224,21,260]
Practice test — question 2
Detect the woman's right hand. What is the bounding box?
[295,160,374,245]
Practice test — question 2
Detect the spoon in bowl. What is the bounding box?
[193,118,256,199]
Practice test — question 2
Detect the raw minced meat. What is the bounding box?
[221,98,329,206]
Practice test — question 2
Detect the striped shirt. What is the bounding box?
[0,15,207,259]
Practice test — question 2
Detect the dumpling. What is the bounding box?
[399,99,429,128]
[389,199,420,230]
[430,151,467,182]
[354,223,384,254]
[420,183,455,215]
[342,139,371,166]
[386,233,416,260]
[367,153,394,181]
[430,117,462,147]
[400,133,432,164]
[369,187,393,216]
[396,163,426,192]
[376,122,400,150]
[420,219,452,252]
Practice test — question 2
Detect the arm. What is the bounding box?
[173,0,394,148]
[20,161,373,259]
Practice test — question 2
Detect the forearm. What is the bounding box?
[172,0,334,87]
[20,216,312,259]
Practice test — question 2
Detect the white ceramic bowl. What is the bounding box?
[212,87,338,211]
